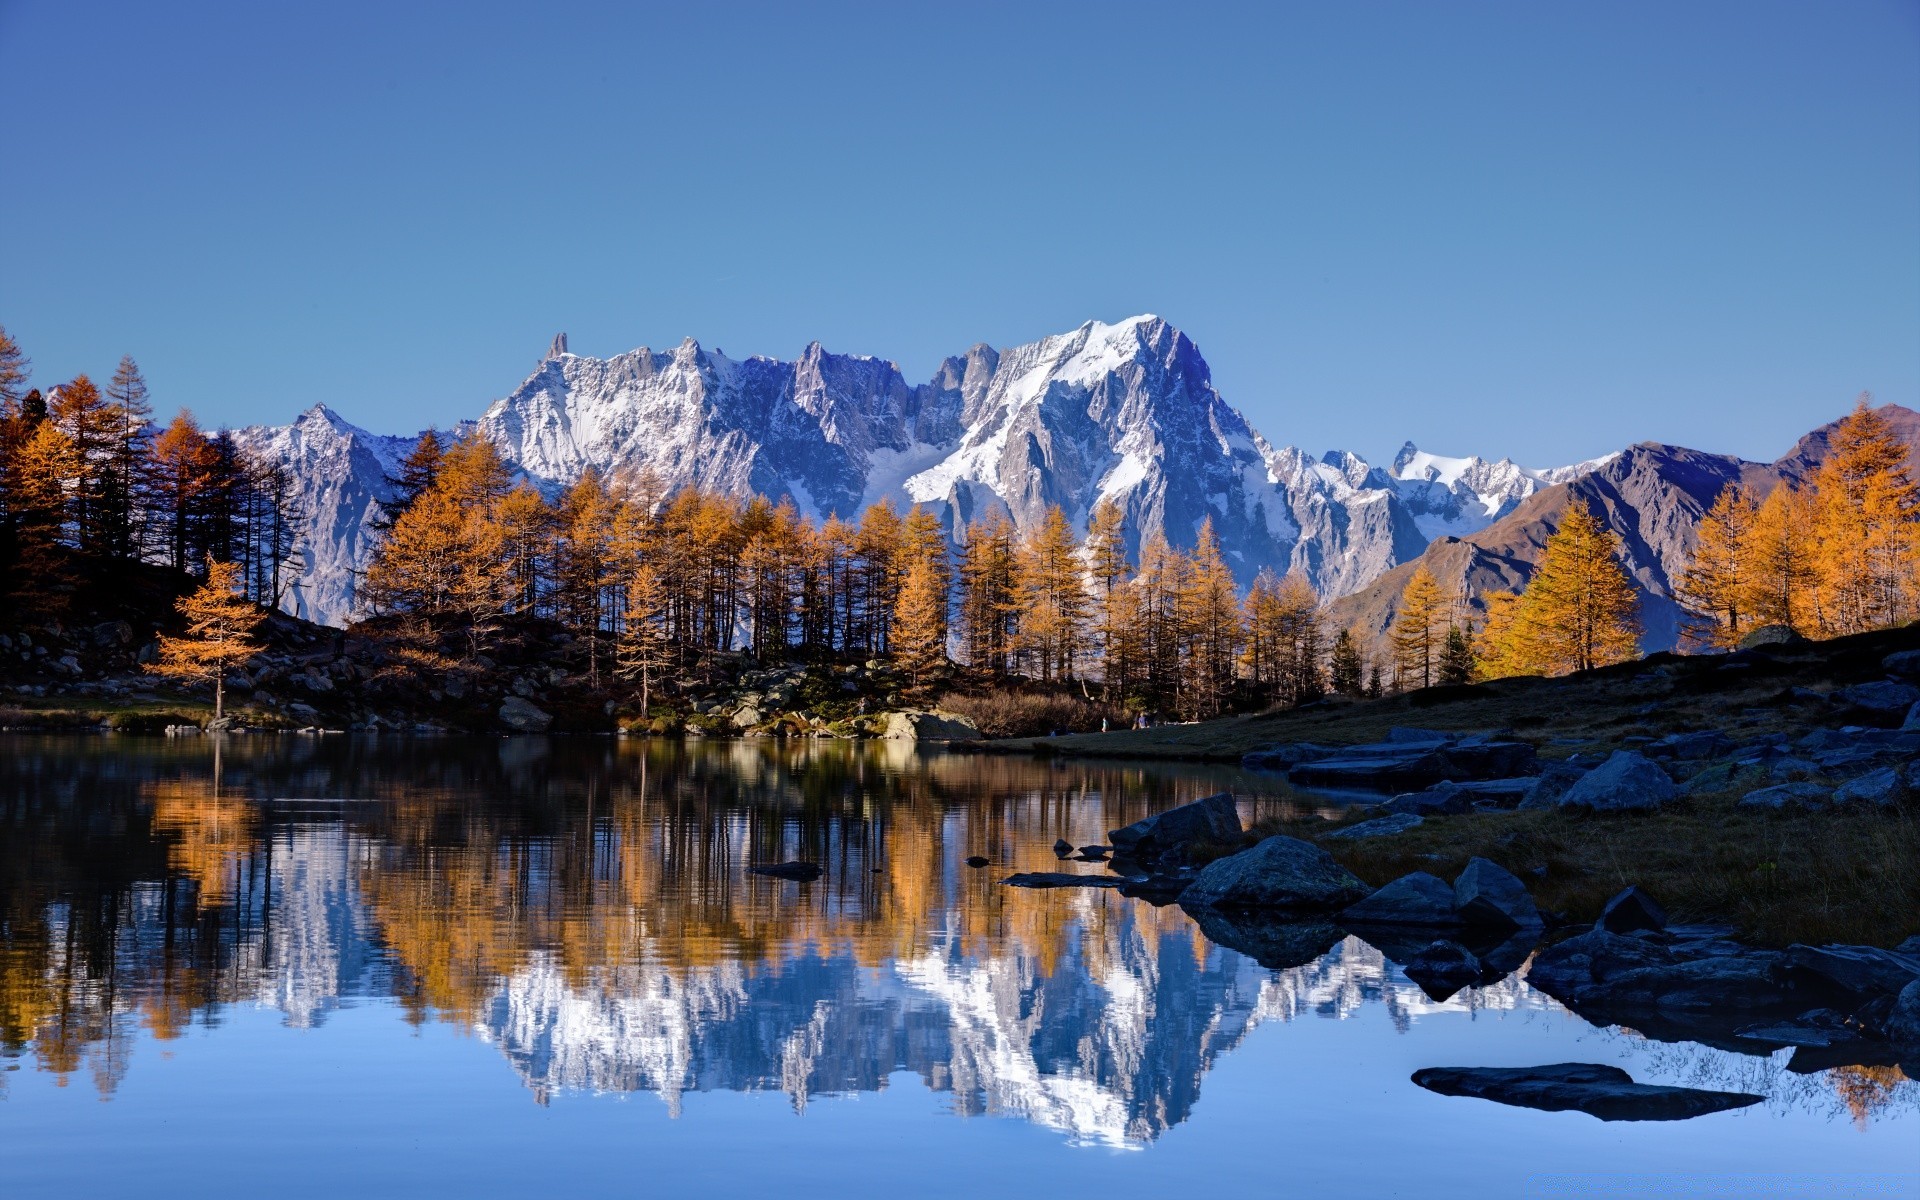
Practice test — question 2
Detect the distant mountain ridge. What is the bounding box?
[238,315,1598,626]
[1322,404,1920,656]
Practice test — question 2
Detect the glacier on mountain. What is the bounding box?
[241,316,1605,626]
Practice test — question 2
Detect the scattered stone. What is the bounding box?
[1597,887,1667,935]
[1737,781,1829,811]
[498,695,553,733]
[1287,737,1538,791]
[964,855,990,868]
[731,705,763,729]
[1076,845,1110,860]
[1453,857,1541,929]
[1324,813,1425,841]
[1178,835,1370,912]
[1518,758,1592,809]
[1052,839,1075,858]
[1555,750,1676,813]
[749,862,823,881]
[1002,872,1122,889]
[1735,1009,1863,1049]
[1339,872,1460,927]
[1648,730,1735,760]
[1833,766,1904,807]
[1767,756,1822,781]
[1108,793,1241,863]
[1411,1063,1764,1121]
[1241,743,1337,771]
[1382,782,1471,816]
[1528,929,1795,1014]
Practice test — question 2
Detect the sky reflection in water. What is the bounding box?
[0,735,1914,1199]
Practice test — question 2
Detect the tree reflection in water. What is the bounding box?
[0,734,1911,1140]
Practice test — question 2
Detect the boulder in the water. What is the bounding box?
[1108,793,1241,863]
[1339,872,1461,927]
[1178,835,1369,912]
[1411,1063,1764,1121]
[1002,872,1121,889]
[750,861,823,881]
[1402,940,1483,999]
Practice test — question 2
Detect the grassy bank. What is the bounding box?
[983,625,1920,763]
[1265,793,1920,948]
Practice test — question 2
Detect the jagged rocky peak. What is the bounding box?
[239,314,1618,627]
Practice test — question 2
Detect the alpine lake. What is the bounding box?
[2,733,1914,1199]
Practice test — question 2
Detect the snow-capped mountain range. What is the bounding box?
[237,316,1605,626]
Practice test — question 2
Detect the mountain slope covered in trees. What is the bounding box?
[1322,404,1920,657]
[239,317,1598,625]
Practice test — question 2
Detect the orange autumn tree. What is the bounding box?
[1811,396,1918,634]
[1476,502,1640,677]
[145,558,265,720]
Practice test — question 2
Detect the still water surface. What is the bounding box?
[1,735,1914,1198]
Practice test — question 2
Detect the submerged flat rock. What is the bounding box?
[1002,872,1122,889]
[1411,1063,1764,1121]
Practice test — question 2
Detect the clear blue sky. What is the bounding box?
[2,0,1915,468]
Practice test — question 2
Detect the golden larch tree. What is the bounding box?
[1746,483,1820,633]
[1389,565,1446,690]
[1810,397,1918,634]
[145,558,265,720]
[1476,503,1639,676]
[1676,482,1758,650]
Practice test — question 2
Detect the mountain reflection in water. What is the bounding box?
[0,735,1908,1148]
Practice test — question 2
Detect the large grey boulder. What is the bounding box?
[881,710,980,741]
[1556,751,1676,813]
[1737,781,1830,811]
[1527,929,1790,1013]
[1739,624,1804,650]
[1453,857,1541,929]
[1109,793,1242,862]
[1178,835,1369,912]
[1519,758,1592,809]
[498,695,552,733]
[1180,910,1341,970]
[1411,1063,1763,1121]
[1340,872,1460,926]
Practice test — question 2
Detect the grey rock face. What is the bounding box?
[1556,751,1677,812]
[1411,1063,1763,1121]
[1178,836,1369,912]
[1453,858,1541,929]
[236,318,1607,626]
[880,711,980,741]
[1382,782,1471,816]
[1339,872,1460,927]
[498,695,553,733]
[1881,649,1920,679]
[1781,944,1920,998]
[1739,624,1805,650]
